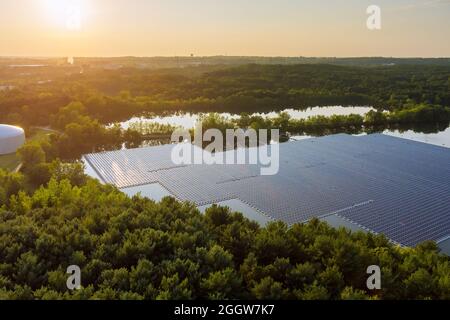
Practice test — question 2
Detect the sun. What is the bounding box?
[43,0,86,31]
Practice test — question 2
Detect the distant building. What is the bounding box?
[0,125,25,155]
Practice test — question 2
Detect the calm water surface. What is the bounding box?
[119,106,450,148]
[383,127,450,148]
[120,106,376,129]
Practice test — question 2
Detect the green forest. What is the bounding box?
[1,60,450,300]
[0,166,449,300]
[1,63,450,125]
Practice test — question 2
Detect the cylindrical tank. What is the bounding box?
[0,125,26,155]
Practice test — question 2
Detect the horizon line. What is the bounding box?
[1,55,450,59]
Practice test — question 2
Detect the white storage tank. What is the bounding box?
[0,125,26,155]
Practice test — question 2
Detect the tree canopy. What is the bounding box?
[0,169,448,300]
[2,63,450,126]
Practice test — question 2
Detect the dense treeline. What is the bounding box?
[3,56,450,69]
[205,104,450,133]
[0,167,449,300]
[1,63,450,126]
[7,101,447,175]
[13,101,450,164]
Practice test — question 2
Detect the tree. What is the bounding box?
[18,142,46,169]
[251,277,288,300]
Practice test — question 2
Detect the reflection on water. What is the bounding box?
[291,122,450,148]
[122,139,172,150]
[255,106,375,119]
[121,113,199,130]
[130,124,450,150]
[383,127,450,148]
[118,107,450,150]
[119,106,375,129]
[290,129,450,148]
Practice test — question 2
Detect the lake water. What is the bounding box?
[119,106,450,149]
[8,64,47,68]
[254,106,376,120]
[119,106,376,130]
[290,128,450,148]
[383,127,450,148]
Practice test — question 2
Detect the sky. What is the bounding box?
[0,0,449,57]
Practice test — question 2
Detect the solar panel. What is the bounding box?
[83,134,450,248]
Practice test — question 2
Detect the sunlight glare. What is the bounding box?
[43,0,86,31]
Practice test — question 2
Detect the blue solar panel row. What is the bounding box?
[84,134,450,248]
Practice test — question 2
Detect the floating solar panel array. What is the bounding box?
[83,134,450,248]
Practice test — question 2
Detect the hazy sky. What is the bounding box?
[1,0,449,57]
